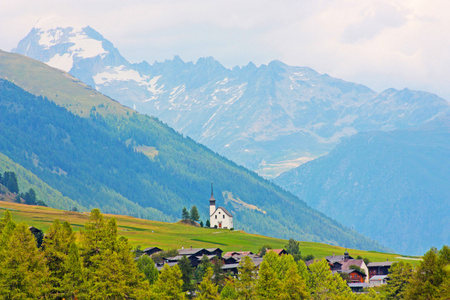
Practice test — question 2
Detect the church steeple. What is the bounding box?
[209,182,216,216]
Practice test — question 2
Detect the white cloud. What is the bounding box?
[1,0,450,100]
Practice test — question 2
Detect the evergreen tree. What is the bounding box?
[0,222,50,299]
[190,205,200,222]
[196,254,213,282]
[3,171,19,194]
[285,238,300,255]
[178,255,196,294]
[206,220,211,227]
[182,207,190,220]
[211,256,225,290]
[137,255,159,285]
[197,267,219,300]
[152,264,186,300]
[200,220,204,227]
[382,261,414,300]
[285,238,302,261]
[258,244,272,256]
[24,188,37,205]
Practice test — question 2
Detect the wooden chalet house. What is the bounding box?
[367,260,395,278]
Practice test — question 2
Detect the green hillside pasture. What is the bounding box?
[0,50,132,118]
[0,201,420,264]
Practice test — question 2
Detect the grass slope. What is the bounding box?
[0,201,420,264]
[0,50,131,118]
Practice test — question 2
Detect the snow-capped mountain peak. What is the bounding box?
[15,17,111,72]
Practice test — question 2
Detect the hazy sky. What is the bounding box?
[2,0,450,100]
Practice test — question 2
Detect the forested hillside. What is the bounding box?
[275,118,450,255]
[0,52,388,252]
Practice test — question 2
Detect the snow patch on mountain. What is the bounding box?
[47,53,73,72]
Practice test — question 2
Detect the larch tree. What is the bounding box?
[0,222,50,299]
[41,219,76,298]
[405,246,450,299]
[151,264,186,300]
[219,281,238,300]
[281,261,309,299]
[197,267,219,300]
[80,209,147,299]
[307,259,353,300]
[382,261,414,300]
[255,259,282,299]
[235,256,257,300]
[61,241,86,299]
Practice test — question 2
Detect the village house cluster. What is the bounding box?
[306,251,395,292]
[140,246,395,292]
[142,246,287,274]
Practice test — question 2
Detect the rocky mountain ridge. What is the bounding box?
[14,19,450,178]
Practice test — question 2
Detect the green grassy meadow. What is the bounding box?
[0,201,421,264]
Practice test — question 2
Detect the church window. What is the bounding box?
[215,215,217,219]
[223,215,225,219]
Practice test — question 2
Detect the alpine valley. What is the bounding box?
[0,50,385,252]
[5,18,450,255]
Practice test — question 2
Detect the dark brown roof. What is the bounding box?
[367,261,395,267]
[267,249,287,256]
[143,246,162,253]
[178,248,207,255]
[325,254,354,263]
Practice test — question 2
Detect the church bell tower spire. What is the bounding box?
[209,182,216,216]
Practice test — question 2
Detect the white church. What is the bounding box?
[209,184,233,229]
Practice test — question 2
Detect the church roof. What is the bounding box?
[212,206,233,217]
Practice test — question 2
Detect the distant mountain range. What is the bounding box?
[275,117,450,255]
[0,50,386,252]
[9,18,450,255]
[14,19,450,178]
